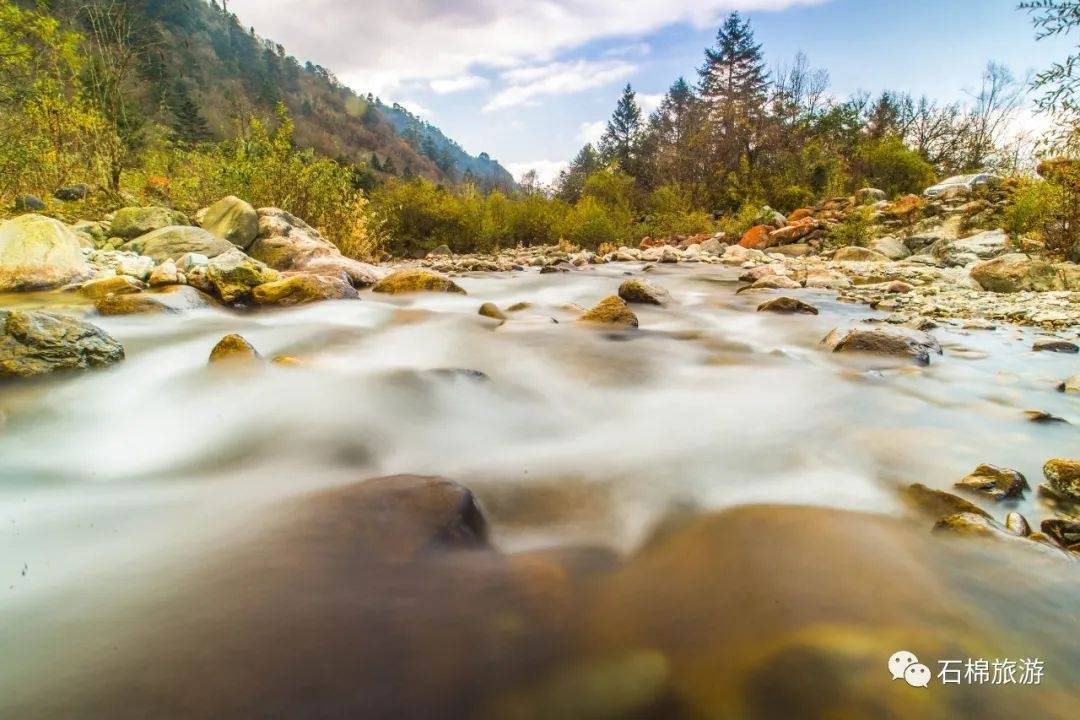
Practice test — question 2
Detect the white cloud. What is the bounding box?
[578,120,608,145]
[506,160,569,185]
[638,92,664,115]
[430,75,489,94]
[229,0,829,96]
[484,60,637,112]
[395,100,433,117]
[603,43,653,58]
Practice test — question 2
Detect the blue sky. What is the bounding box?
[229,0,1075,182]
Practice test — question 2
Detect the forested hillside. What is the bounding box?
[16,0,513,190]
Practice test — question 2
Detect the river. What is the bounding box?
[2,262,1078,718]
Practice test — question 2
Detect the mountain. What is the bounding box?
[38,0,514,190]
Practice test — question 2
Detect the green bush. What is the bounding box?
[825,205,875,248]
[562,196,626,249]
[853,136,937,198]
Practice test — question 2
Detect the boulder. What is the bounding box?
[95,285,214,315]
[580,296,639,327]
[206,248,279,303]
[769,243,813,258]
[1059,375,1080,394]
[1044,459,1080,501]
[251,273,358,306]
[198,196,259,250]
[309,475,489,560]
[122,226,234,263]
[833,246,890,263]
[428,245,452,257]
[822,326,942,365]
[970,254,1062,293]
[739,225,774,250]
[208,333,261,365]
[870,236,910,261]
[80,275,147,299]
[757,296,819,315]
[372,269,465,295]
[248,208,380,287]
[70,220,110,248]
[618,278,671,306]
[769,218,820,244]
[0,214,93,291]
[110,207,189,239]
[13,194,45,212]
[1005,512,1031,536]
[1041,519,1080,548]
[699,237,725,255]
[855,188,886,205]
[931,229,1009,267]
[478,302,507,321]
[738,275,802,292]
[953,464,1028,501]
[752,206,787,228]
[1033,340,1078,354]
[54,184,90,201]
[0,310,124,378]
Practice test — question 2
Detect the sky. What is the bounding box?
[226,0,1076,183]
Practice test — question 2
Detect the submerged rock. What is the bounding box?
[372,268,465,295]
[0,214,93,291]
[1058,375,1080,394]
[953,464,1027,501]
[580,296,639,327]
[251,273,357,306]
[478,302,507,321]
[110,206,189,239]
[618,278,671,306]
[199,196,259,250]
[1041,519,1080,548]
[208,333,261,365]
[1033,339,1078,354]
[904,483,990,520]
[1005,512,1031,536]
[0,310,124,378]
[757,296,819,315]
[1044,459,1080,500]
[822,326,942,365]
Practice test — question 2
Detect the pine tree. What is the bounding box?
[555,144,603,203]
[644,77,704,188]
[599,83,643,171]
[370,152,382,172]
[169,83,210,143]
[697,12,769,172]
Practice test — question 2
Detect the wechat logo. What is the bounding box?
[889,650,931,688]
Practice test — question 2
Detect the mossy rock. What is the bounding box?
[208,333,261,365]
[252,273,357,306]
[580,296,639,327]
[80,275,147,299]
[618,278,671,306]
[95,285,214,316]
[0,310,124,378]
[757,296,819,315]
[372,269,466,295]
[904,483,990,520]
[953,464,1028,501]
[1044,459,1080,500]
[0,214,93,291]
[110,206,190,239]
[199,196,259,250]
[478,302,507,321]
[206,249,279,303]
[122,226,234,263]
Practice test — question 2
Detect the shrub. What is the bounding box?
[640,185,716,239]
[562,196,626,249]
[853,136,937,198]
[826,205,875,249]
[1005,167,1079,259]
[717,203,764,237]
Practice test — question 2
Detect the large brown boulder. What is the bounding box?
[110,206,189,239]
[372,268,465,295]
[122,226,234,263]
[970,253,1062,293]
[579,296,639,327]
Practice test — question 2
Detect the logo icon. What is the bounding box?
[889,650,931,687]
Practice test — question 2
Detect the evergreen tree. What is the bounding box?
[643,77,704,189]
[555,144,603,203]
[697,12,769,176]
[170,83,211,143]
[370,152,382,172]
[599,83,643,172]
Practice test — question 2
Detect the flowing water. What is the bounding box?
[1,262,1078,718]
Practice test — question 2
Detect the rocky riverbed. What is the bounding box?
[1,191,1079,717]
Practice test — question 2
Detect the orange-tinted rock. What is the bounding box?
[886,194,924,220]
[788,208,814,222]
[739,225,773,249]
[769,217,820,244]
